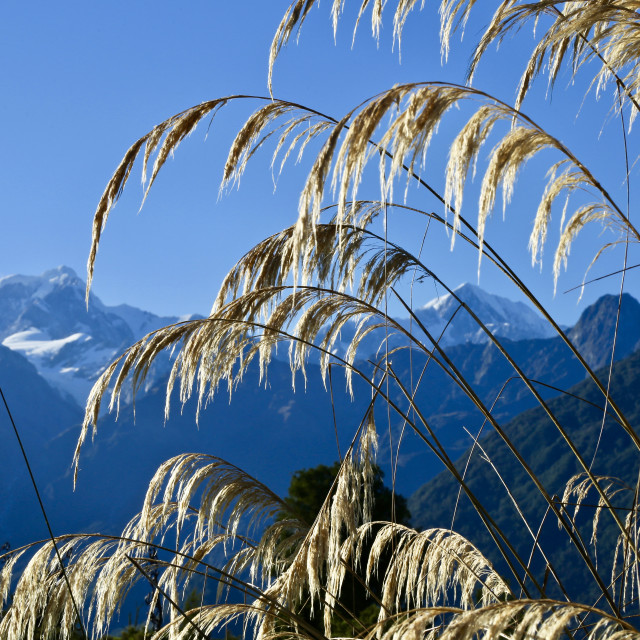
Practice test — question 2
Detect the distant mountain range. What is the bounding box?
[0,267,557,407]
[1,265,639,561]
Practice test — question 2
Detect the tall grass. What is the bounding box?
[3,1,640,638]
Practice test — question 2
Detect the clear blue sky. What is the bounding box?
[2,1,638,325]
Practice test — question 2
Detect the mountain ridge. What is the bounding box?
[0,267,559,406]
[2,266,640,557]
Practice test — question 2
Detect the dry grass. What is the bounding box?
[4,1,640,639]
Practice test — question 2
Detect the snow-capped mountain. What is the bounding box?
[0,269,556,405]
[413,283,556,345]
[328,283,556,359]
[0,266,192,406]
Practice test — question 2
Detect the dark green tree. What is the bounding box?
[283,462,410,527]
[280,462,410,634]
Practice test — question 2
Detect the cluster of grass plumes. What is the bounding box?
[5,1,640,639]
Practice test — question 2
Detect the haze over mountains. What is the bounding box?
[1,265,639,555]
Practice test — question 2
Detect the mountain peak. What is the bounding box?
[454,282,480,293]
[41,265,79,282]
[35,266,84,300]
[417,283,555,345]
[0,266,183,406]
[423,282,502,309]
[0,265,83,301]
[569,293,640,369]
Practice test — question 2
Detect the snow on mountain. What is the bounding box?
[413,283,556,346]
[0,267,554,406]
[0,266,185,407]
[327,283,556,359]
[107,303,189,338]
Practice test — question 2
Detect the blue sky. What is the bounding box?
[2,1,638,325]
